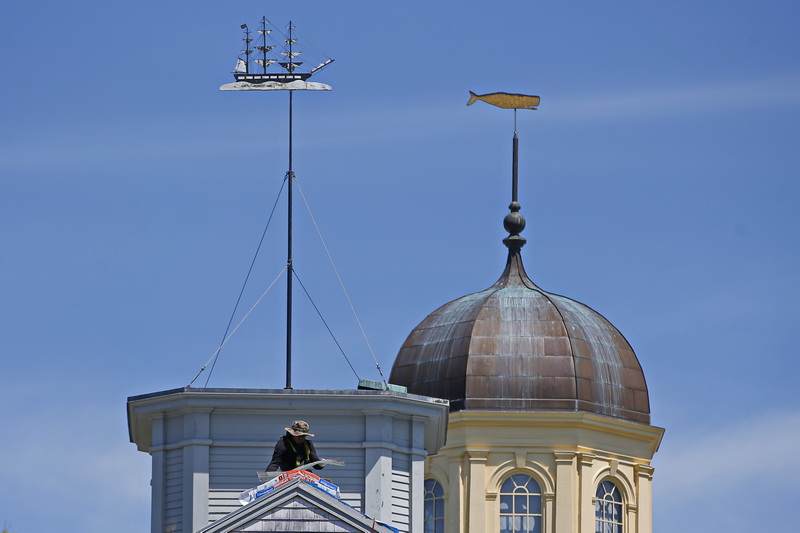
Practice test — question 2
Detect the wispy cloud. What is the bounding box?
[550,72,800,121]
[0,401,150,532]
[655,408,800,499]
[653,409,800,531]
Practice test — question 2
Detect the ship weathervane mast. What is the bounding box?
[239,24,252,75]
[254,16,276,74]
[220,17,335,389]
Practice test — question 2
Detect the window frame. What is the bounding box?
[594,479,624,533]
[498,472,543,533]
[423,478,445,533]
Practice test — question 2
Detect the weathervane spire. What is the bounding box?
[467,90,540,253]
[219,17,334,390]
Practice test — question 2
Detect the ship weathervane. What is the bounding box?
[221,16,334,92]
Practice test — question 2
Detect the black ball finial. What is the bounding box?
[503,201,527,251]
[503,201,526,235]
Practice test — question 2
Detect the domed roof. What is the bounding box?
[389,250,651,424]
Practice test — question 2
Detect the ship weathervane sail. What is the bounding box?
[228,17,334,87]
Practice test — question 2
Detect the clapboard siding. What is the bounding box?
[209,489,242,524]
[329,443,366,510]
[391,455,411,533]
[333,446,366,511]
[164,449,183,533]
[210,446,269,489]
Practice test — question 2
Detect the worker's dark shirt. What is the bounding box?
[266,434,324,472]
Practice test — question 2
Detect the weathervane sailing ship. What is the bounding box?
[222,16,334,91]
[211,16,338,391]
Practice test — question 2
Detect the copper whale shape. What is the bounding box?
[467,91,540,110]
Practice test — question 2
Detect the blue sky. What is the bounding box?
[1,1,799,531]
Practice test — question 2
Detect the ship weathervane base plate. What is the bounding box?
[220,80,332,91]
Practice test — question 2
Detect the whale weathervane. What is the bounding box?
[467,91,540,110]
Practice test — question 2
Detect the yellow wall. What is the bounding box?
[425,411,664,533]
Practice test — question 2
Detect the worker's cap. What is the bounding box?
[285,420,314,437]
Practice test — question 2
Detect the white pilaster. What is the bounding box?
[466,450,488,533]
[183,408,212,532]
[635,464,655,533]
[553,451,577,533]
[446,454,463,533]
[410,416,427,532]
[543,493,555,533]
[150,413,165,533]
[364,412,393,524]
[578,453,596,533]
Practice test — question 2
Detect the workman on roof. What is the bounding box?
[266,420,325,472]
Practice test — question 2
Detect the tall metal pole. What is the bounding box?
[221,18,335,390]
[285,89,294,389]
[502,107,526,252]
[512,134,519,204]
[512,109,519,204]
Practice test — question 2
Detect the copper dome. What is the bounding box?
[389,251,650,424]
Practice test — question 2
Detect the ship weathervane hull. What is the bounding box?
[233,72,312,84]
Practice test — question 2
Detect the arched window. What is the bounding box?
[595,480,623,533]
[499,474,542,533]
[424,478,444,533]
